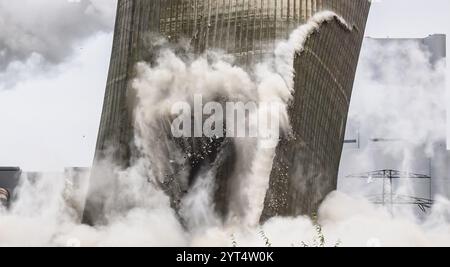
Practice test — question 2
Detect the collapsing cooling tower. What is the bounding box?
[83,0,370,225]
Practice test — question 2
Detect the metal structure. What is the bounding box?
[0,167,22,208]
[346,169,434,212]
[84,0,371,225]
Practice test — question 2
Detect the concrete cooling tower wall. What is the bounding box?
[83,0,370,225]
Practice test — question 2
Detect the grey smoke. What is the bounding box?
[0,0,117,89]
[349,38,447,152]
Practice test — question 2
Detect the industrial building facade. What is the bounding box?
[84,0,370,224]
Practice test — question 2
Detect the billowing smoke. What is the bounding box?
[131,11,350,226]
[0,0,117,89]
[1,12,450,247]
[339,36,448,202]
[349,38,446,153]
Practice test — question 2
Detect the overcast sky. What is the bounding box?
[0,0,448,171]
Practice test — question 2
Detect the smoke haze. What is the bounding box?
[0,0,117,89]
[339,37,449,202]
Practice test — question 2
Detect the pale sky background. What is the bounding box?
[0,0,448,171]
